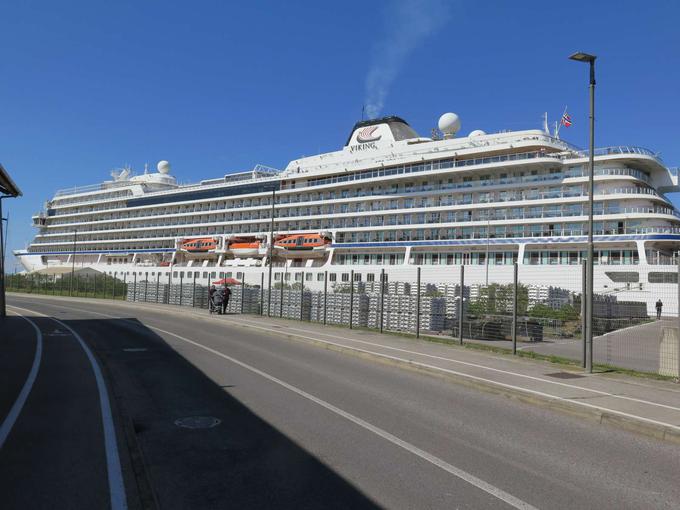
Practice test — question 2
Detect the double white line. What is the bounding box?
[4,305,127,510]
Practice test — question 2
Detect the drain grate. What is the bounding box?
[174,416,221,429]
[545,372,585,379]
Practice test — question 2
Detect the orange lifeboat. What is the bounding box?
[180,237,219,253]
[228,237,262,258]
[274,233,330,258]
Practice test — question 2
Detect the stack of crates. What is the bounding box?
[262,289,312,320]
[224,287,261,314]
[367,294,447,333]
[312,292,369,326]
[142,281,170,303]
[168,283,208,307]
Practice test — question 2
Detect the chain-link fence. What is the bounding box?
[5,272,127,299]
[9,262,680,378]
[114,264,680,377]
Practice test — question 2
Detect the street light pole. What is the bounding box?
[570,51,597,373]
[267,189,276,316]
[0,198,7,317]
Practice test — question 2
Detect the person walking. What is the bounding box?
[656,299,663,320]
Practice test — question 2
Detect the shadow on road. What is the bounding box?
[7,313,380,510]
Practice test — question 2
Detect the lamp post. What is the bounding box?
[569,51,596,373]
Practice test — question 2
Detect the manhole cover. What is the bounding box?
[545,372,585,379]
[174,416,221,429]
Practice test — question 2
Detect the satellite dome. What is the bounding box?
[469,129,487,138]
[157,160,171,174]
[438,112,461,136]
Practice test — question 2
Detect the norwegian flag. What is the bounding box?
[561,112,572,127]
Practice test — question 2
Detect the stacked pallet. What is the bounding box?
[224,287,261,314]
[168,283,209,308]
[262,289,312,320]
[367,294,446,333]
[311,292,369,326]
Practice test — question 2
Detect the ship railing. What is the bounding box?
[568,145,661,161]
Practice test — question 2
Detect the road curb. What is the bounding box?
[9,294,680,445]
[225,319,680,446]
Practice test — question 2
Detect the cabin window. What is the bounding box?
[329,273,337,282]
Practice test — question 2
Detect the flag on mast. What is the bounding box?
[561,110,572,127]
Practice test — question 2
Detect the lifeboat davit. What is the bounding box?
[228,237,263,258]
[274,233,330,258]
[180,237,219,253]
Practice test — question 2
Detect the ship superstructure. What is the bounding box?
[16,113,680,312]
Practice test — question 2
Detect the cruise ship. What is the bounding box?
[16,112,680,313]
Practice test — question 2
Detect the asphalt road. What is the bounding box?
[4,294,680,509]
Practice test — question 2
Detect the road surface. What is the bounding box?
[3,294,680,509]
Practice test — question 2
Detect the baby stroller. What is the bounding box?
[209,286,225,314]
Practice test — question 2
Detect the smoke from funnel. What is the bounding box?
[364,0,450,119]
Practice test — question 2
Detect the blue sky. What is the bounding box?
[2,0,679,270]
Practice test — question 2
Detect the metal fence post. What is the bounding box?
[167,272,171,304]
[267,267,273,318]
[512,262,518,355]
[192,272,197,308]
[279,277,284,318]
[380,268,385,333]
[156,273,161,303]
[415,266,421,338]
[459,264,465,345]
[323,270,328,325]
[581,258,587,368]
[349,270,354,329]
[260,272,264,315]
[299,272,304,321]
[241,274,246,315]
[123,273,127,301]
[133,273,137,301]
[144,272,149,302]
[179,272,183,306]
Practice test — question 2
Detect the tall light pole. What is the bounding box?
[569,51,596,373]
[267,189,276,316]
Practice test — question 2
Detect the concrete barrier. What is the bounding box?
[659,328,679,377]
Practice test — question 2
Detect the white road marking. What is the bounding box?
[0,313,43,449]
[13,302,537,508]
[149,324,539,510]
[16,298,680,433]
[8,305,128,510]
[228,317,680,414]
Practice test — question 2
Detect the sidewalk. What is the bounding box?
[9,293,680,444]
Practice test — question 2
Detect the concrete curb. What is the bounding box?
[9,293,680,445]
[224,320,680,445]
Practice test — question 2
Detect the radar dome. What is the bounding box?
[438,112,461,136]
[469,129,487,138]
[157,160,171,174]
